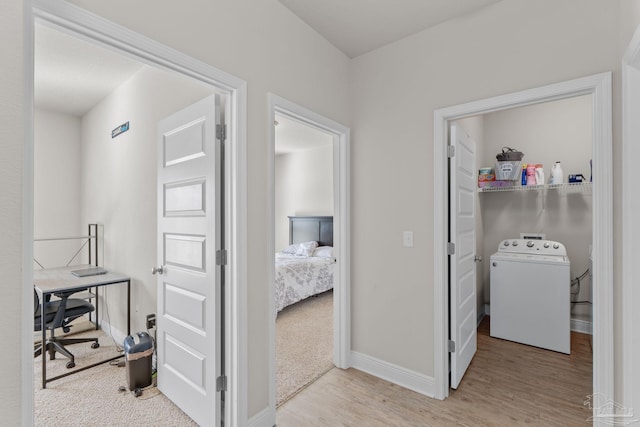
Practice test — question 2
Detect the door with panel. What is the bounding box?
[449,123,478,389]
[156,94,224,426]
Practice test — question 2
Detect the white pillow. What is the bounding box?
[281,241,318,257]
[313,246,334,258]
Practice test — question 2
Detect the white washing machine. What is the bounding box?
[490,238,571,354]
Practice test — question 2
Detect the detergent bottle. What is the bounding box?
[550,161,564,185]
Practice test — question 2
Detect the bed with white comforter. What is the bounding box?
[275,243,335,313]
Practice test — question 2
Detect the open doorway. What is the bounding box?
[28,4,247,426]
[267,94,351,419]
[433,73,613,416]
[273,114,335,406]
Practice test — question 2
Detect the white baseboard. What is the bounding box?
[350,351,435,398]
[99,320,127,345]
[247,406,274,427]
[571,318,593,335]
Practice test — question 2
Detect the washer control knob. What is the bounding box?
[543,242,550,248]
[553,243,560,249]
[503,241,510,246]
[512,241,518,246]
[527,241,535,248]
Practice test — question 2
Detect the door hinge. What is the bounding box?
[216,249,227,266]
[447,145,455,158]
[447,242,456,255]
[448,340,456,353]
[216,124,226,142]
[216,375,227,392]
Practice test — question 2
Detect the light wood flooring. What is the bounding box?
[277,316,593,426]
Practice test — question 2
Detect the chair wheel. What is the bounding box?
[66,361,75,369]
[91,342,100,349]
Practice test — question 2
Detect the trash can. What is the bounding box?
[123,332,153,391]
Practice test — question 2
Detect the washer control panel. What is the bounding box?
[498,239,566,256]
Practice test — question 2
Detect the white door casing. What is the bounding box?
[156,94,222,426]
[433,73,613,415]
[448,123,477,389]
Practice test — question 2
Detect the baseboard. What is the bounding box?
[99,320,127,345]
[350,351,436,398]
[571,318,593,335]
[247,406,274,427]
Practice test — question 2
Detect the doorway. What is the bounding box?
[26,3,248,426]
[267,94,351,418]
[433,73,613,412]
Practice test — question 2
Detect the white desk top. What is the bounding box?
[34,265,130,294]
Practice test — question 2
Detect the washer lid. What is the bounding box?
[491,252,569,264]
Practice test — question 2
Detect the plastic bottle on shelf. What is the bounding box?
[526,164,536,185]
[521,163,527,186]
[550,161,564,185]
[535,164,544,186]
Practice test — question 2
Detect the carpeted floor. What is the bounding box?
[276,290,334,406]
[32,291,333,424]
[34,323,196,426]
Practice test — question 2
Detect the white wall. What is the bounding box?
[350,0,619,380]
[33,108,83,268]
[274,144,333,251]
[0,0,26,423]
[78,65,213,338]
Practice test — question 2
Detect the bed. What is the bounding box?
[275,216,336,313]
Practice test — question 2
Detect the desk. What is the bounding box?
[34,265,131,388]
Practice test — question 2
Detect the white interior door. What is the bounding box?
[156,94,222,426]
[449,123,477,389]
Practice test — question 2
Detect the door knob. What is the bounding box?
[474,255,483,262]
[151,265,164,275]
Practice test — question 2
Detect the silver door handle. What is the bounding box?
[474,255,482,262]
[151,265,165,275]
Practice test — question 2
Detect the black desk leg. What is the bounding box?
[41,294,47,389]
[127,280,131,335]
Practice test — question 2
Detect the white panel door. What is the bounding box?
[156,94,222,426]
[449,123,477,389]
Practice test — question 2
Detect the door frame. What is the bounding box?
[622,24,640,418]
[266,94,351,418]
[433,73,613,411]
[24,2,248,426]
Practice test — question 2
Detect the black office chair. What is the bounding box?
[34,289,100,369]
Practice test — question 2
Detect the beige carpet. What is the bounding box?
[276,290,334,406]
[34,324,196,427]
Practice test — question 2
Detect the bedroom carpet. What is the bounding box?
[277,290,334,406]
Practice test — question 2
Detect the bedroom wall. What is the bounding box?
[78,65,213,338]
[479,95,593,323]
[349,0,619,385]
[274,144,334,251]
[64,0,351,420]
[33,108,83,269]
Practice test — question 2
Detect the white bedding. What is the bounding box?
[275,252,335,313]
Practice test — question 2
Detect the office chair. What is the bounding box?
[34,289,100,369]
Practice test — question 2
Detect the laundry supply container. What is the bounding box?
[123,331,154,390]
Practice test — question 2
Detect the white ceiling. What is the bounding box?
[35,24,143,116]
[275,114,333,155]
[34,1,503,115]
[278,0,503,58]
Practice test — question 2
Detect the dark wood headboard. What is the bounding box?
[288,216,333,247]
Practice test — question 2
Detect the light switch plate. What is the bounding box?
[403,231,414,247]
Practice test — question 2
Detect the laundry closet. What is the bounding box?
[454,94,593,340]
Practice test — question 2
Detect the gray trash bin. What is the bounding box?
[123,332,153,391]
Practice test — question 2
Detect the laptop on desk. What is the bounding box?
[71,267,108,277]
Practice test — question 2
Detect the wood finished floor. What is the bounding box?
[277,317,593,426]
